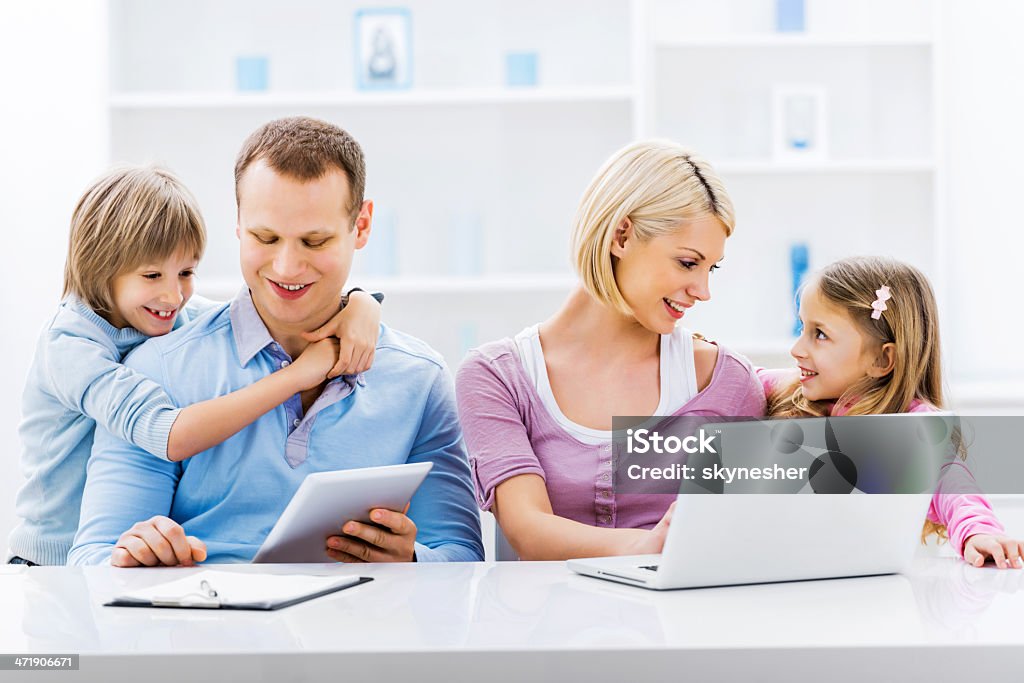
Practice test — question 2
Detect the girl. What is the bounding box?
[8,165,382,566]
[456,141,765,561]
[765,256,1023,569]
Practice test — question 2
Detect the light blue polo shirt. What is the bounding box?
[69,289,483,565]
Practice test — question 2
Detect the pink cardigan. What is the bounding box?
[455,339,766,530]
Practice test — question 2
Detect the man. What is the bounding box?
[69,117,483,565]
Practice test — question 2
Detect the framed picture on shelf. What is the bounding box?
[772,85,828,162]
[354,8,412,90]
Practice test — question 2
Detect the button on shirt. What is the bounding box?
[70,289,483,565]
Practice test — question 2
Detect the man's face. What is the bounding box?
[236,159,370,333]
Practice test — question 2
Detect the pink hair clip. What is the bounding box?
[870,285,891,320]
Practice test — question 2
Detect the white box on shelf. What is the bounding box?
[772,84,828,161]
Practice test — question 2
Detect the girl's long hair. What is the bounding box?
[768,256,950,542]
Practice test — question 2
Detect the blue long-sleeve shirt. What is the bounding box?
[69,289,483,565]
[9,295,217,566]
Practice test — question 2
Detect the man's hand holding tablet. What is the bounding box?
[111,516,207,567]
[326,503,418,562]
[110,463,433,566]
[252,462,433,564]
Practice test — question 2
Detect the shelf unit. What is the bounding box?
[197,274,577,299]
[107,0,944,369]
[109,86,638,109]
[652,35,933,48]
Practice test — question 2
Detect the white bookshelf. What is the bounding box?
[109,86,638,110]
[106,0,947,371]
[638,0,942,355]
[198,274,577,299]
[653,35,933,48]
[715,159,935,174]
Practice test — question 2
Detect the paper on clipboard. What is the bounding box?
[106,570,368,610]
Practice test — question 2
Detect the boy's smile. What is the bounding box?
[108,250,197,336]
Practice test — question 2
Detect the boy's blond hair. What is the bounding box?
[571,140,735,317]
[62,165,206,319]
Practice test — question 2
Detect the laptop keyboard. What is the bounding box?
[639,565,659,571]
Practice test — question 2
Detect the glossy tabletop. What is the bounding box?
[1,553,1023,682]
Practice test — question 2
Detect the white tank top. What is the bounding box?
[513,324,700,445]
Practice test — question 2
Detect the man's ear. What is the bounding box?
[867,342,896,378]
[235,225,241,240]
[354,200,373,249]
[609,217,634,258]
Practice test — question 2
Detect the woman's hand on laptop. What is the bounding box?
[627,501,677,556]
[110,516,207,567]
[963,534,1024,569]
[325,504,417,563]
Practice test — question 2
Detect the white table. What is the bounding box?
[1,556,1023,682]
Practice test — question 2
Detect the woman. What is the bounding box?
[455,141,766,560]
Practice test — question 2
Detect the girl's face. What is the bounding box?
[611,216,727,335]
[108,249,197,336]
[790,282,882,402]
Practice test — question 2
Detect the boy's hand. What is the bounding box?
[301,290,381,378]
[288,338,340,390]
[964,534,1024,569]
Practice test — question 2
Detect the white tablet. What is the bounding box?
[252,462,433,564]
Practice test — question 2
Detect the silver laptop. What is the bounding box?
[568,414,952,590]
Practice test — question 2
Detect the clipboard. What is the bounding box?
[104,570,373,611]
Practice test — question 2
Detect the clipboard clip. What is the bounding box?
[151,578,221,608]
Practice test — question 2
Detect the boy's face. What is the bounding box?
[790,283,879,402]
[108,249,197,336]
[236,160,371,337]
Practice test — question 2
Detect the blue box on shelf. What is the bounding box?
[450,211,482,276]
[775,0,805,32]
[458,323,479,357]
[365,206,398,277]
[236,56,269,91]
[790,242,810,336]
[505,52,538,87]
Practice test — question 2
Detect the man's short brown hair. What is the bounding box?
[234,116,367,221]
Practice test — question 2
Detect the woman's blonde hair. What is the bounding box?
[63,165,206,319]
[571,140,735,316]
[767,255,950,542]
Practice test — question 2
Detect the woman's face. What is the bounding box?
[611,216,727,334]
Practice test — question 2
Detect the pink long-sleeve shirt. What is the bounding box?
[758,368,1005,557]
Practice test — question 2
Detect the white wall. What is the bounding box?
[940,0,1024,388]
[0,1,108,553]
